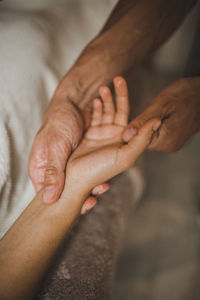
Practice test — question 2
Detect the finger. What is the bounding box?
[29,141,47,193]
[82,106,91,130]
[30,165,46,192]
[148,126,162,151]
[113,76,130,126]
[99,86,115,124]
[122,112,149,142]
[148,121,174,152]
[120,119,161,168]
[80,196,97,215]
[43,142,71,204]
[91,98,103,126]
[91,183,110,195]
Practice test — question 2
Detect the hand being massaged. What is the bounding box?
[0,77,161,300]
[59,77,161,207]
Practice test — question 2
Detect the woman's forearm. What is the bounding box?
[0,188,85,300]
[55,0,197,108]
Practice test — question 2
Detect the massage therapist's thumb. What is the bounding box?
[43,165,65,205]
[43,144,70,204]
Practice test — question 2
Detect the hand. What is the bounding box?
[61,77,161,201]
[29,95,108,209]
[122,77,200,152]
[28,99,83,201]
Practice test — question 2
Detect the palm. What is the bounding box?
[65,78,131,192]
[86,123,123,141]
[64,77,159,207]
[71,124,124,160]
[70,81,129,162]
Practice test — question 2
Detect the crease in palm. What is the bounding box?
[63,76,159,198]
[70,77,130,162]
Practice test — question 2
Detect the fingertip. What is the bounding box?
[152,119,161,131]
[80,197,97,215]
[113,76,128,94]
[114,76,129,126]
[122,127,138,142]
[92,182,110,195]
[99,86,110,97]
[102,182,110,192]
[113,76,126,87]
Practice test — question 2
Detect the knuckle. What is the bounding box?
[53,138,72,159]
[45,165,58,181]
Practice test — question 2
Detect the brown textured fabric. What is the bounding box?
[35,169,141,300]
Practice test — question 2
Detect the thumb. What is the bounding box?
[120,118,161,169]
[43,143,71,204]
[122,115,147,143]
[121,106,158,143]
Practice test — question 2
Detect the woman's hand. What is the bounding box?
[29,92,109,209]
[61,77,161,202]
[122,77,200,152]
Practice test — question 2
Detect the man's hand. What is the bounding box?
[29,98,84,203]
[122,77,200,152]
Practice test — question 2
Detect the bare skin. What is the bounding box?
[0,77,160,300]
[122,77,200,151]
[29,0,198,210]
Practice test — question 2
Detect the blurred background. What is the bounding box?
[111,2,200,299]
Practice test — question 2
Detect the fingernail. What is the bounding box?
[93,186,101,195]
[81,206,90,215]
[98,187,108,195]
[43,186,55,204]
[123,127,138,142]
[81,207,87,215]
[153,120,161,132]
[93,185,107,195]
